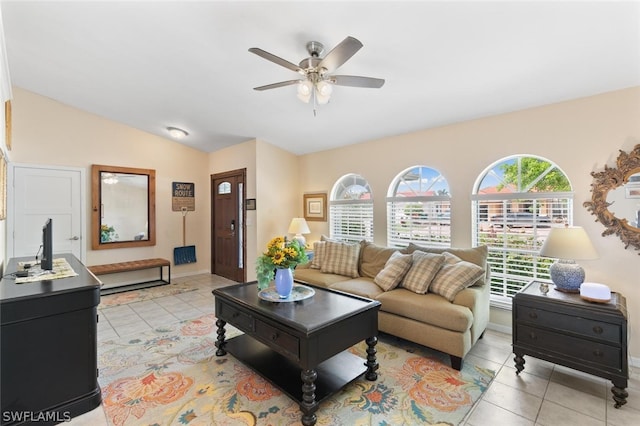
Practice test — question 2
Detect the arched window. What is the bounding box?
[387,166,451,248]
[329,174,373,243]
[472,155,573,305]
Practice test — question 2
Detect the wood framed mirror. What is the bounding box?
[91,164,156,250]
[584,144,640,254]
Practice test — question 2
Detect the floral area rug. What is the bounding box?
[98,313,495,425]
[99,283,198,308]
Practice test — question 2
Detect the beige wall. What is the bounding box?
[8,85,640,360]
[299,87,640,357]
[10,87,211,279]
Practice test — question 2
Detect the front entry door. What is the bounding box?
[211,169,245,282]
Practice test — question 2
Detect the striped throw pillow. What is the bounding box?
[429,252,485,302]
[310,241,326,269]
[374,251,413,291]
[321,241,360,278]
[401,251,446,294]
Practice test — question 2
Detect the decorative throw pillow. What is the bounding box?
[310,241,326,269]
[401,250,446,294]
[321,241,361,278]
[359,241,406,279]
[429,252,485,302]
[374,251,413,291]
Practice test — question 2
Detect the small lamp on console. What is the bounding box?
[288,218,311,247]
[539,225,598,293]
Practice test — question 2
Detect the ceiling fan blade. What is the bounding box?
[317,36,363,72]
[253,80,301,91]
[249,48,303,74]
[330,75,385,88]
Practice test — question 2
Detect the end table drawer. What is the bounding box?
[516,305,621,344]
[517,324,622,371]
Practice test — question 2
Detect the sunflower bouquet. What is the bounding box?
[256,236,308,290]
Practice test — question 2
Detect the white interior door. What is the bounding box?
[8,164,85,262]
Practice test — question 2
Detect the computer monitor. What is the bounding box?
[41,218,53,271]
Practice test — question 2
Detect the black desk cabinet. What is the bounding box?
[1,254,102,425]
[513,281,628,408]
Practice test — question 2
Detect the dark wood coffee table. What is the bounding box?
[213,281,381,426]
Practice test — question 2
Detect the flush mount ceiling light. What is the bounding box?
[249,36,385,115]
[167,127,189,139]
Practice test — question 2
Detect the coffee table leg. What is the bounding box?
[365,336,379,381]
[300,368,318,426]
[215,319,227,356]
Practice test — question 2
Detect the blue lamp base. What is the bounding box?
[549,259,585,293]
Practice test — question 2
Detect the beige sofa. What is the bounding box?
[293,240,491,370]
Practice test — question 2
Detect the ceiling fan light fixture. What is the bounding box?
[167,126,189,139]
[316,80,332,104]
[297,81,312,103]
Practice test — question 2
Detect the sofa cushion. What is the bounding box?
[374,251,413,291]
[429,252,485,302]
[376,288,473,333]
[293,266,351,289]
[321,241,360,278]
[330,277,385,300]
[359,241,403,279]
[401,251,446,294]
[407,244,489,286]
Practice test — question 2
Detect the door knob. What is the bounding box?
[68,236,80,241]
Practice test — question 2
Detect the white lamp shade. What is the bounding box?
[297,81,312,103]
[540,226,598,260]
[288,218,310,235]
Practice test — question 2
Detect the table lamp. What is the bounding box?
[288,218,311,247]
[539,225,598,293]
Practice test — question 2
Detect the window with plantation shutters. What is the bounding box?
[329,174,373,243]
[472,155,573,307]
[387,166,451,248]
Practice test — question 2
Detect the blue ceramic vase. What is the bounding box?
[274,268,294,298]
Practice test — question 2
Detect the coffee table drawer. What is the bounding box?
[254,319,300,360]
[217,302,254,333]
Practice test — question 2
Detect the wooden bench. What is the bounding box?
[88,258,171,295]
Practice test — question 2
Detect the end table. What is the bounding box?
[512,281,628,408]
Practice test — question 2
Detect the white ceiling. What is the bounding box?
[2,1,639,155]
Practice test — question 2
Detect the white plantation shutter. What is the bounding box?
[329,174,373,243]
[330,200,373,243]
[386,166,451,248]
[472,156,573,306]
[387,198,451,248]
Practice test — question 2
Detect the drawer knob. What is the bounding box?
[528,312,538,319]
[593,326,603,334]
[270,332,279,341]
[593,349,603,357]
[528,331,537,340]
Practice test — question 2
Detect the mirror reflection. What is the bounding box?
[92,165,156,250]
[606,172,640,228]
[101,172,149,241]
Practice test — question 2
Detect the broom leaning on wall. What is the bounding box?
[174,207,197,264]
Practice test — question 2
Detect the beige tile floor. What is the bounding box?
[71,274,640,425]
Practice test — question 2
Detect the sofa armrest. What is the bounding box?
[453,280,490,342]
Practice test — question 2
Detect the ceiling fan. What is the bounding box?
[249,36,385,112]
